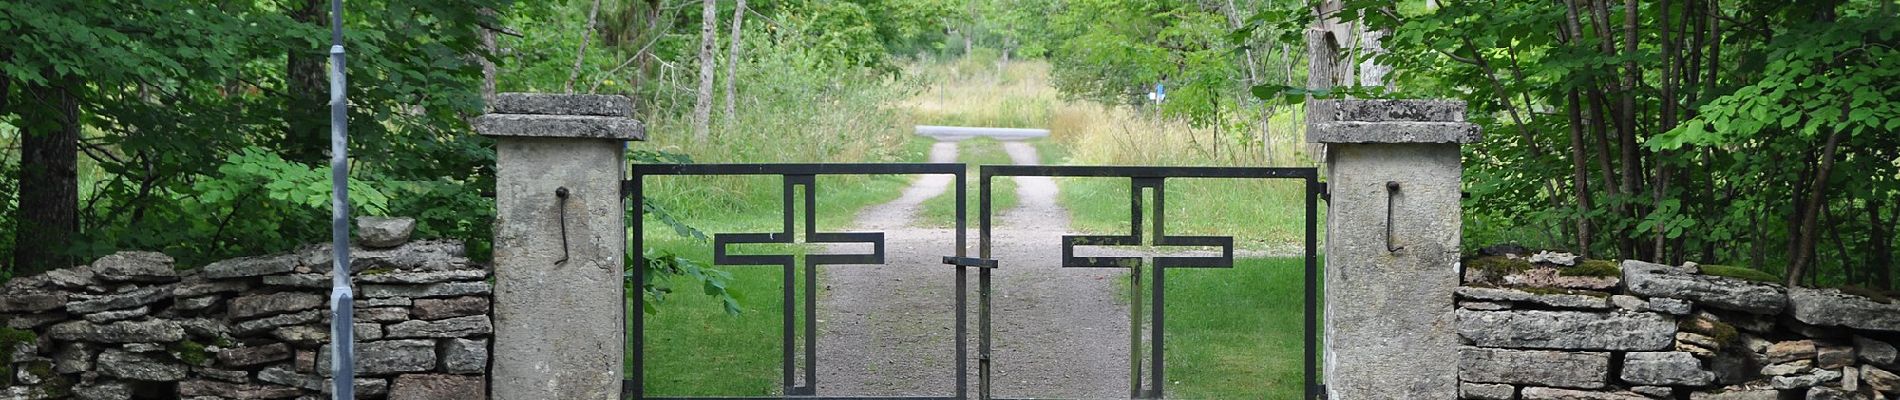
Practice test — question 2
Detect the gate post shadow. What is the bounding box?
[476,93,645,399]
[1308,99,1479,399]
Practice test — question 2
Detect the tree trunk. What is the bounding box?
[565,0,604,93]
[1785,129,1845,287]
[692,0,717,142]
[723,0,747,121]
[479,11,498,110]
[1871,198,1894,290]
[286,0,329,165]
[1566,90,1595,257]
[14,78,81,276]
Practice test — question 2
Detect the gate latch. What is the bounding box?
[941,256,998,268]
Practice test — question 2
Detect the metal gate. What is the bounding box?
[624,163,1322,400]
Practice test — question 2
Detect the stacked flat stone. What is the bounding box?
[0,218,491,400]
[1457,258,1900,400]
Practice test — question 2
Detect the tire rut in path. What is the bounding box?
[815,140,1128,398]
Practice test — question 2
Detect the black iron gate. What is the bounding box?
[625,163,1322,400]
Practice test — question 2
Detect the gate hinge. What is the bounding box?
[1315,182,1331,202]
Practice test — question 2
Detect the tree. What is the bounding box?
[724,0,747,120]
[692,0,717,142]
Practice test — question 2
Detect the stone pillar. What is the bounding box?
[1307,99,1478,399]
[476,93,643,399]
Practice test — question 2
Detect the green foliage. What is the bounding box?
[1679,316,1739,345]
[0,327,34,385]
[1345,0,1899,289]
[1698,265,1782,284]
[636,249,742,316]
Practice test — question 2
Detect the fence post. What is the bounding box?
[1307,99,1478,399]
[477,93,644,399]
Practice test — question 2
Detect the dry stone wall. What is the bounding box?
[0,218,491,400]
[1459,252,1900,400]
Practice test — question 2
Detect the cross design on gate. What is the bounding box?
[1061,177,1233,399]
[712,175,883,396]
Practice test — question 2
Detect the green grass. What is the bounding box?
[1057,177,1318,250]
[1145,257,1321,399]
[918,138,1020,227]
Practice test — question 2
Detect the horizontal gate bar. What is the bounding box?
[632,163,966,177]
[981,165,1318,179]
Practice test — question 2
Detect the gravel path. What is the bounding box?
[815,139,1129,398]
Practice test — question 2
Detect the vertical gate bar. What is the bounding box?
[954,172,969,399]
[1304,178,1320,400]
[1128,181,1144,399]
[1149,183,1165,399]
[780,177,797,395]
[631,177,646,399]
[978,173,994,400]
[803,179,820,394]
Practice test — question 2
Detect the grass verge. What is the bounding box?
[1151,257,1322,399]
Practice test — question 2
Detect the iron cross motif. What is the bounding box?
[1061,177,1233,399]
[712,175,884,396]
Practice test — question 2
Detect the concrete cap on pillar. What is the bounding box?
[476,93,645,141]
[1306,99,1480,144]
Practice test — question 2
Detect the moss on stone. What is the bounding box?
[1469,256,1535,274]
[1698,265,1781,284]
[1680,316,1740,345]
[169,340,210,365]
[1561,260,1622,277]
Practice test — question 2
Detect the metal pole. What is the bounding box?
[326,0,356,398]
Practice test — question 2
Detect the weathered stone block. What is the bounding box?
[388,373,486,400]
[475,114,646,140]
[319,339,436,376]
[1769,340,1818,364]
[47,319,184,343]
[72,379,132,400]
[260,273,328,288]
[233,310,322,334]
[1622,260,1785,314]
[1457,309,1676,351]
[322,377,391,398]
[91,251,178,282]
[357,216,418,248]
[218,343,290,367]
[270,325,328,347]
[355,307,410,322]
[97,348,187,381]
[1817,344,1856,369]
[1865,365,1900,395]
[228,292,324,319]
[356,270,486,284]
[202,254,299,279]
[440,338,487,374]
[1456,287,1612,310]
[81,306,149,323]
[387,315,491,338]
[176,379,303,399]
[1688,388,1780,400]
[1460,382,1515,400]
[1761,360,1814,376]
[1788,287,1900,333]
[1645,298,1694,315]
[0,293,67,313]
[1519,387,1647,400]
[1460,347,1610,389]
[1857,336,1898,368]
[1308,121,1482,144]
[362,282,489,299]
[411,296,489,321]
[172,276,251,297]
[1770,369,1841,389]
[66,285,169,314]
[1622,351,1715,386]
